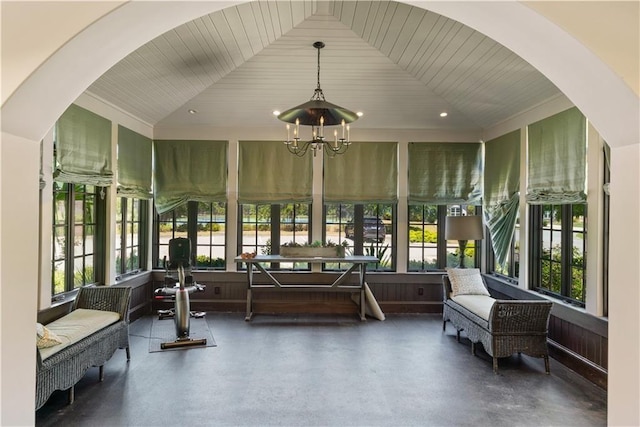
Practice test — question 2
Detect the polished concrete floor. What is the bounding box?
[36,313,607,426]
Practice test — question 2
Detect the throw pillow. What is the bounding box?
[36,323,62,349]
[447,268,490,297]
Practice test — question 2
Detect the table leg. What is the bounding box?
[245,265,253,321]
[359,264,367,321]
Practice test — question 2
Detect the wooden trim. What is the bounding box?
[548,340,607,390]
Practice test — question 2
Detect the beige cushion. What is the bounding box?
[452,294,496,321]
[38,309,120,360]
[36,323,63,349]
[447,268,490,297]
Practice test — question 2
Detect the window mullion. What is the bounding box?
[271,204,281,269]
[65,184,75,292]
[529,205,542,289]
[436,206,448,269]
[561,204,573,298]
[354,204,364,255]
[120,198,127,274]
[187,201,198,265]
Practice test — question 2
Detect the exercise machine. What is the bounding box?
[154,237,207,349]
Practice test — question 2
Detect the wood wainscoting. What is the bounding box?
[150,271,445,315]
[484,275,607,389]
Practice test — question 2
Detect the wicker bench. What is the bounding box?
[442,274,552,374]
[36,286,131,410]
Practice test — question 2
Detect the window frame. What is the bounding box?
[51,182,106,297]
[408,204,481,272]
[323,203,396,272]
[529,203,587,306]
[115,197,148,279]
[237,202,312,270]
[152,201,227,270]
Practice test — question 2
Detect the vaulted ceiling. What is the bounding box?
[87,0,561,132]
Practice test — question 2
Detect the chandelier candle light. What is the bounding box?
[278,41,359,157]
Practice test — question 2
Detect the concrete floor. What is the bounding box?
[36,313,606,426]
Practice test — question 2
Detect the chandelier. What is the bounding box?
[277,41,359,157]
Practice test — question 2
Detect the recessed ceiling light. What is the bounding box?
[356,111,364,117]
[440,112,448,117]
[273,110,281,116]
[188,109,198,114]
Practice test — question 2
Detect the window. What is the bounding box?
[324,203,395,271]
[153,201,227,270]
[195,202,227,269]
[408,204,439,270]
[408,204,481,271]
[115,197,147,278]
[52,182,105,295]
[238,203,311,270]
[530,203,586,305]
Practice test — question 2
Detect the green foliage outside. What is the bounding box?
[158,222,222,233]
[195,255,225,268]
[540,245,585,302]
[408,227,437,243]
[115,253,139,274]
[53,266,94,295]
[365,243,391,270]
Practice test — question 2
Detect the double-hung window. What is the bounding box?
[408,142,482,271]
[237,141,313,270]
[115,197,147,277]
[324,203,395,271]
[239,203,311,270]
[52,104,112,297]
[324,142,398,271]
[527,107,587,305]
[153,201,227,269]
[530,204,586,304]
[116,125,151,277]
[52,183,105,295]
[483,130,521,279]
[153,139,228,268]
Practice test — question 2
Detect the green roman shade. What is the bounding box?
[324,142,397,203]
[408,142,482,204]
[527,107,586,204]
[483,130,520,266]
[238,141,312,204]
[117,126,152,199]
[154,140,227,214]
[54,104,113,186]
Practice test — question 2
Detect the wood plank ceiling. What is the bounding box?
[87,0,561,131]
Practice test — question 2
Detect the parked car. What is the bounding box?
[345,217,386,243]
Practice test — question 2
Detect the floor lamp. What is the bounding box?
[445,215,484,268]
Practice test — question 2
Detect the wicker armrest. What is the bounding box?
[73,286,132,322]
[488,300,552,335]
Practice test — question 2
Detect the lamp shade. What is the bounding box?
[445,215,484,240]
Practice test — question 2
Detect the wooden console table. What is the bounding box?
[234,255,379,321]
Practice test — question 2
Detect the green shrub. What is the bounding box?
[196,255,225,268]
[409,229,437,243]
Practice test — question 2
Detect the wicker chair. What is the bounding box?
[442,275,553,374]
[36,286,131,410]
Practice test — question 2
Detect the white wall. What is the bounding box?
[0,132,40,426]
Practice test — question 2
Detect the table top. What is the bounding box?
[234,255,379,263]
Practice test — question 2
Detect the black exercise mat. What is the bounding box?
[149,315,216,352]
